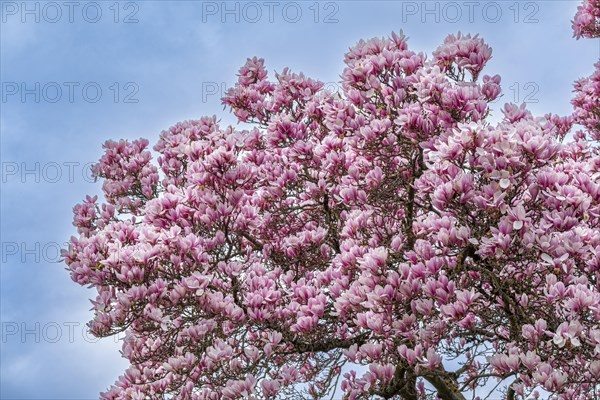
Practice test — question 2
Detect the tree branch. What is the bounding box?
[424,371,467,400]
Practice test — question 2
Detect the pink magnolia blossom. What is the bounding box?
[573,0,600,39]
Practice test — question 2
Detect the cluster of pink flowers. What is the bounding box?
[572,0,599,140]
[65,2,600,399]
[91,138,159,214]
[572,62,600,139]
[432,32,492,81]
[573,0,600,39]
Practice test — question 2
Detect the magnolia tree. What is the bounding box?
[65,2,600,399]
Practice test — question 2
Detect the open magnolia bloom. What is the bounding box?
[65,1,600,399]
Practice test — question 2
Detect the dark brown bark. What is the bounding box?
[424,373,467,400]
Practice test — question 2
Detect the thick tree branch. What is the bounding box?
[424,372,467,400]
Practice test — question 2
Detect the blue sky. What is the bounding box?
[1,1,598,398]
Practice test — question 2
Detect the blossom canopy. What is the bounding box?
[65,2,600,399]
